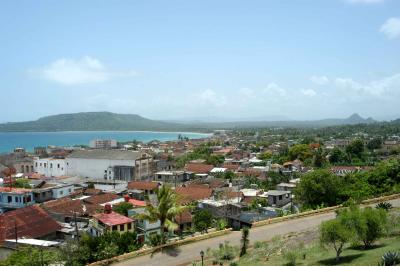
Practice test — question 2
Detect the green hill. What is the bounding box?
[0,112,187,132]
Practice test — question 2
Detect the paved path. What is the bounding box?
[114,198,400,266]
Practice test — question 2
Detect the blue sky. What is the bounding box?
[0,0,399,122]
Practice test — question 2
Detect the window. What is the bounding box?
[279,195,282,200]
[44,163,47,168]
[27,195,31,202]
[57,164,60,169]
[127,223,132,230]
[40,163,42,167]
[50,163,53,168]
[112,225,118,231]
[35,162,38,167]
[8,196,12,203]
[120,224,124,231]
[68,188,72,193]
[15,197,19,203]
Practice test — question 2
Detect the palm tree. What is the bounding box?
[137,185,188,243]
[240,227,249,257]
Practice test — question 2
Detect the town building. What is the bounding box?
[0,187,35,212]
[66,150,153,181]
[89,204,134,236]
[34,157,66,177]
[89,139,118,149]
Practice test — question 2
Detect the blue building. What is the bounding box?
[0,187,35,212]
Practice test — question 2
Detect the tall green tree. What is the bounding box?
[294,169,345,208]
[137,185,189,243]
[320,219,353,262]
[193,209,213,233]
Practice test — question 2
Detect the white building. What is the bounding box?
[34,158,66,177]
[66,150,153,181]
[89,139,118,149]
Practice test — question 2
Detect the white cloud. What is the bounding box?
[301,89,317,97]
[263,83,287,97]
[199,89,227,107]
[345,0,384,3]
[335,72,400,96]
[380,17,400,40]
[238,87,254,98]
[310,75,329,85]
[30,56,138,85]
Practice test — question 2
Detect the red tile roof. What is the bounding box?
[0,205,61,243]
[93,212,133,226]
[83,188,103,196]
[127,181,160,191]
[83,193,120,205]
[42,198,102,217]
[184,163,214,174]
[175,187,213,203]
[175,211,192,224]
[128,199,147,207]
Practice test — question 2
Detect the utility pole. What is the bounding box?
[74,212,79,241]
[14,219,18,250]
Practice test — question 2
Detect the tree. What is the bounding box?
[0,246,61,266]
[193,209,213,233]
[258,151,272,161]
[240,227,250,257]
[320,219,353,262]
[329,147,345,164]
[294,169,345,208]
[367,138,382,151]
[113,202,133,216]
[137,185,189,243]
[346,139,364,160]
[359,207,387,248]
[288,144,313,161]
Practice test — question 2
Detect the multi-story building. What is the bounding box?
[33,157,66,177]
[66,150,153,181]
[0,187,35,212]
[89,139,118,149]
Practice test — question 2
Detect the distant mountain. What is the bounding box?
[0,112,187,132]
[392,118,400,124]
[0,112,377,132]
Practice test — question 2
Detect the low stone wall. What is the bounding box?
[87,228,232,266]
[252,193,400,228]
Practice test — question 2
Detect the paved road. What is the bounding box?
[114,198,400,266]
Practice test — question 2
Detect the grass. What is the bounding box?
[236,236,400,266]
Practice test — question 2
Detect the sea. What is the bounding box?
[0,131,211,153]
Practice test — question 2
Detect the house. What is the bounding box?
[263,190,291,208]
[154,170,188,184]
[276,183,296,192]
[0,205,61,244]
[184,163,214,175]
[175,211,192,232]
[127,181,160,200]
[66,150,153,181]
[42,197,103,222]
[128,207,161,243]
[0,187,35,212]
[175,186,213,204]
[89,204,134,236]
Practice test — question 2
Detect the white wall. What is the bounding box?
[66,158,136,180]
[34,158,66,177]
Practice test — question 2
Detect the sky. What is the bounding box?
[0,0,399,123]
